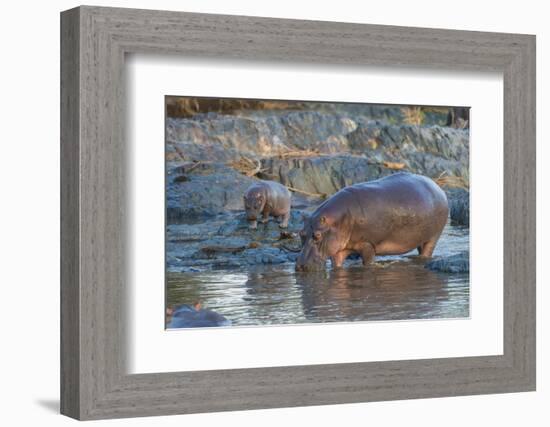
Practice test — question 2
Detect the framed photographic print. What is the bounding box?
[61,6,536,420]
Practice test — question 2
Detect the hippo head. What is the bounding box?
[296,213,342,272]
[243,188,266,228]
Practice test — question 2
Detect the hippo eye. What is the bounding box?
[313,231,322,241]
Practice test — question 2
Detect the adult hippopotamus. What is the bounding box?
[296,172,449,271]
[243,180,291,229]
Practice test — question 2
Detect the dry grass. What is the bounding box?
[401,106,425,125]
[230,149,321,178]
[229,157,263,177]
[434,172,469,189]
[166,97,307,118]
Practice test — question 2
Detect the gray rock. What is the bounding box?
[444,188,470,226]
[347,123,469,180]
[243,247,288,265]
[425,251,469,273]
[166,163,257,222]
[166,110,470,213]
[166,111,468,178]
[258,155,392,196]
[165,210,307,273]
[166,111,359,160]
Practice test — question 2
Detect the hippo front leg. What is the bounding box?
[260,211,269,224]
[331,250,352,268]
[279,212,290,229]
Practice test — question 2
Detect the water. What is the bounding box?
[166,225,469,327]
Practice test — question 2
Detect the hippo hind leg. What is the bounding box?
[418,234,441,258]
[357,242,375,266]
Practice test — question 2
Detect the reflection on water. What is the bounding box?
[166,257,469,327]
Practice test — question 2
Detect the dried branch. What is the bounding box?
[382,161,406,170]
[286,185,327,199]
[200,245,247,256]
[277,149,320,159]
[182,161,202,174]
[434,174,469,190]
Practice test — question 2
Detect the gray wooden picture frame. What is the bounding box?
[60,5,536,421]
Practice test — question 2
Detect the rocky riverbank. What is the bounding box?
[166,104,470,273]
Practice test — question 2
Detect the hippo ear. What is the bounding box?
[319,215,326,224]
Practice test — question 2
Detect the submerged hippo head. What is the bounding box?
[296,214,343,271]
[243,187,266,229]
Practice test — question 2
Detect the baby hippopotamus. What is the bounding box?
[243,180,291,229]
[167,302,231,328]
[296,172,449,271]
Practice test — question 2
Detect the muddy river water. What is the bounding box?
[166,224,469,327]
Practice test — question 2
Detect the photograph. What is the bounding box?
[164,96,470,328]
